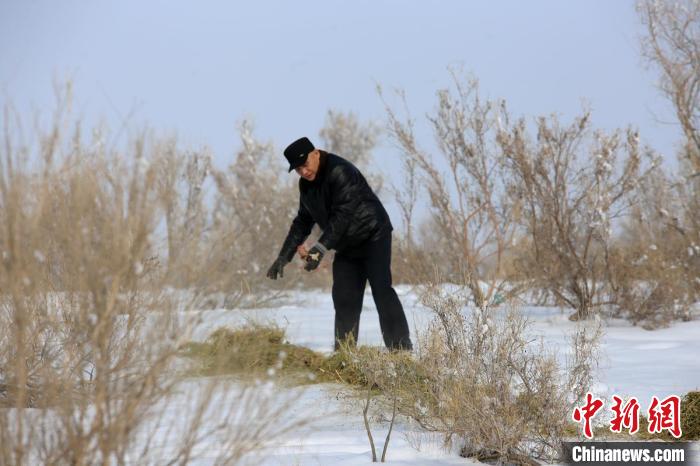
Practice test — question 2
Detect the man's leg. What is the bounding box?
[364,234,413,350]
[332,253,367,350]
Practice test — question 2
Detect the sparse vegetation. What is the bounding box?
[382,65,698,328]
[181,324,323,381]
[0,91,305,465]
[2,2,699,462]
[327,283,601,465]
[381,73,520,310]
[680,391,700,440]
[385,284,600,464]
[181,324,385,387]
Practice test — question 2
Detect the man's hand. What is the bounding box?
[304,246,324,271]
[297,244,309,260]
[266,256,287,280]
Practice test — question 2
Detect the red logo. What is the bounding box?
[572,394,683,439]
[572,393,604,439]
[610,395,640,434]
[648,395,682,438]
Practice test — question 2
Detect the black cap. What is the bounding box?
[283,137,315,172]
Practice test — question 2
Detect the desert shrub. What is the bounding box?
[388,150,435,285]
[319,109,384,194]
[382,71,661,318]
[382,73,521,308]
[391,236,435,285]
[154,138,211,289]
[638,0,700,176]
[0,92,303,465]
[382,69,695,326]
[497,110,657,320]
[623,0,700,325]
[610,152,698,328]
[206,121,306,303]
[347,283,601,465]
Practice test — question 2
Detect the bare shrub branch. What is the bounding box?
[497,109,657,319]
[345,280,601,464]
[0,89,304,465]
[634,0,700,322]
[638,0,700,172]
[380,72,519,309]
[319,109,383,192]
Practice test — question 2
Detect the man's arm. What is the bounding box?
[277,199,314,263]
[317,165,362,251]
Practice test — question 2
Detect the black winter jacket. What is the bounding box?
[278,151,392,262]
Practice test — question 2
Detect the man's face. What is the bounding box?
[295,149,320,181]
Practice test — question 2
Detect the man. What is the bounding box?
[266,136,413,351]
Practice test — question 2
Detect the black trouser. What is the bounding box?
[331,233,412,350]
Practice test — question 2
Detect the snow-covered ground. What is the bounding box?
[176,286,700,465]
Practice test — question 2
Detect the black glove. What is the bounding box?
[266,256,287,280]
[304,246,324,271]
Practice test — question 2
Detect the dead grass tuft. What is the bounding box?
[180,324,358,385]
[181,324,323,381]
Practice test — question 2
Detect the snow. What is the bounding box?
[248,385,469,466]
[167,286,700,465]
[189,287,700,402]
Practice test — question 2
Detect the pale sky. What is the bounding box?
[0,0,684,218]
